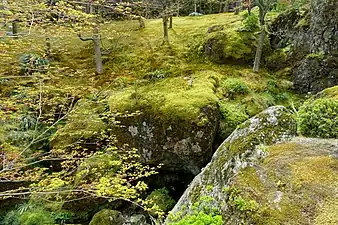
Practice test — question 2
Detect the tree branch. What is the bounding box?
[78,33,93,42]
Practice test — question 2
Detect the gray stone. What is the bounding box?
[166,106,297,224]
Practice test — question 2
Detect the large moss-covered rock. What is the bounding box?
[224,138,338,224]
[167,106,297,223]
[199,30,256,64]
[89,209,124,225]
[269,0,338,93]
[108,71,220,175]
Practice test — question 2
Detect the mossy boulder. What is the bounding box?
[226,137,338,224]
[108,71,220,175]
[198,30,256,63]
[167,106,297,223]
[89,209,124,225]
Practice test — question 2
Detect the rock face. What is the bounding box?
[270,0,338,93]
[114,105,219,175]
[292,56,338,93]
[108,72,221,176]
[166,106,297,223]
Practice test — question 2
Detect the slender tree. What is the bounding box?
[78,22,103,74]
[253,0,275,72]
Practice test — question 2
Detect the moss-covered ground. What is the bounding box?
[0,12,303,161]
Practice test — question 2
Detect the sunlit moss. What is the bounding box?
[108,71,220,121]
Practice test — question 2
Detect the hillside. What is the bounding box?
[0,0,337,224]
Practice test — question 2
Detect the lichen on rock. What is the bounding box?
[166,106,297,223]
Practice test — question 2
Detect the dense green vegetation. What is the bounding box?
[0,0,336,224]
[298,86,338,138]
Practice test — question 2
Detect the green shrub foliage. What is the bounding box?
[242,12,259,32]
[19,53,49,74]
[146,188,176,212]
[169,211,223,225]
[221,78,250,99]
[298,98,338,138]
[4,207,55,225]
[168,196,223,225]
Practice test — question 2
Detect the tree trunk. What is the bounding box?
[93,26,103,74]
[253,26,265,72]
[45,37,51,58]
[235,0,243,15]
[247,0,252,15]
[169,16,173,29]
[138,17,145,29]
[162,16,169,44]
[224,2,229,12]
[219,2,223,13]
[12,21,18,38]
[89,3,93,14]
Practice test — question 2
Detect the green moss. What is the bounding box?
[218,101,249,139]
[89,209,123,225]
[230,139,338,225]
[298,98,338,138]
[306,52,325,60]
[291,156,338,187]
[315,199,338,225]
[51,99,107,149]
[189,185,203,204]
[241,93,274,117]
[320,85,338,100]
[199,30,256,63]
[220,78,250,99]
[145,188,176,212]
[108,71,219,121]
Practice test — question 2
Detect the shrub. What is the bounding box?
[19,53,49,74]
[221,78,250,99]
[144,69,168,81]
[298,98,338,138]
[168,211,223,225]
[146,188,176,213]
[168,196,223,225]
[3,211,20,225]
[4,207,55,225]
[19,209,55,225]
[242,12,259,32]
[219,102,249,139]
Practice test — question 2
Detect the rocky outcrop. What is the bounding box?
[310,0,338,54]
[113,106,218,175]
[269,0,338,93]
[166,106,297,223]
[226,137,338,224]
[292,56,338,93]
[108,72,221,176]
